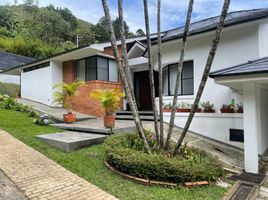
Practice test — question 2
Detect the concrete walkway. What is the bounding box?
[0,130,118,200]
[17,98,95,122]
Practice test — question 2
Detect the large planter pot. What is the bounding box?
[195,108,202,113]
[104,115,115,128]
[177,108,191,112]
[203,109,215,113]
[63,113,76,123]
[162,108,172,112]
[220,109,235,113]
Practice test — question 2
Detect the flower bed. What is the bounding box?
[104,133,225,184]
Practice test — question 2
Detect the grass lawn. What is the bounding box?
[0,107,228,200]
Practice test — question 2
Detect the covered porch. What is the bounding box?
[210,57,268,173]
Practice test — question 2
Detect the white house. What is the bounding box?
[2,8,268,173]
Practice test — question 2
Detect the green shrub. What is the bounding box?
[1,96,16,109]
[14,103,29,112]
[0,82,20,97]
[104,133,225,184]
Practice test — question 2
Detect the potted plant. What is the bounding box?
[220,104,235,113]
[236,103,243,113]
[53,81,84,123]
[177,101,191,112]
[162,103,172,112]
[90,89,125,128]
[201,101,215,113]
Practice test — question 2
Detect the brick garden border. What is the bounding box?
[104,161,209,188]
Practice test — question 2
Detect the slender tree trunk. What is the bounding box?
[157,0,164,148]
[102,0,151,153]
[165,0,194,150]
[143,0,160,145]
[173,0,231,156]
[118,0,136,102]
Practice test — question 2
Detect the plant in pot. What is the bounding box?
[201,101,215,113]
[53,81,84,123]
[236,103,243,113]
[176,101,191,112]
[191,103,202,112]
[220,103,235,113]
[162,103,172,112]
[90,89,125,129]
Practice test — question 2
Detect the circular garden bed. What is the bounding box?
[104,133,225,185]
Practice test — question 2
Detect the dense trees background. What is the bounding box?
[0,2,144,59]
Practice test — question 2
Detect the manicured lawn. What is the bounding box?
[0,107,228,200]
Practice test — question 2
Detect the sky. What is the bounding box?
[1,0,268,33]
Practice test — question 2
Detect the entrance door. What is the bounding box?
[134,71,158,111]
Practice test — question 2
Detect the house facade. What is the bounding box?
[2,8,268,173]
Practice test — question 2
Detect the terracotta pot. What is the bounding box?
[63,113,76,123]
[236,109,243,113]
[162,108,172,112]
[177,108,191,112]
[195,108,202,113]
[203,109,215,113]
[104,115,115,128]
[220,109,235,113]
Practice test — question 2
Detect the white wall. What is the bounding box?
[153,24,259,111]
[259,21,268,58]
[259,87,268,154]
[0,74,20,84]
[163,112,244,149]
[51,61,63,107]
[21,65,52,105]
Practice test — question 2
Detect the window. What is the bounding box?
[23,62,50,73]
[162,61,194,96]
[76,56,118,82]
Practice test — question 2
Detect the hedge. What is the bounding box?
[104,133,225,184]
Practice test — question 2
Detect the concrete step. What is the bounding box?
[51,119,136,134]
[36,131,106,152]
[115,115,159,121]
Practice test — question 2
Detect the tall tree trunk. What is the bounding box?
[143,0,160,145]
[157,0,164,148]
[101,0,151,153]
[173,0,231,156]
[165,0,194,150]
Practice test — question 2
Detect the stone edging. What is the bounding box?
[104,161,209,188]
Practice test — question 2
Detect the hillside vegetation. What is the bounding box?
[0,1,145,59]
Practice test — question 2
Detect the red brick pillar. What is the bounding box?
[63,60,76,84]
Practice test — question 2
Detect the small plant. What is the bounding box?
[220,103,235,113]
[176,101,191,112]
[162,103,172,112]
[236,103,243,113]
[14,103,29,112]
[90,89,125,128]
[28,110,38,117]
[1,97,16,109]
[201,101,215,113]
[33,114,52,126]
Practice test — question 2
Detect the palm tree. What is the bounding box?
[101,0,151,153]
[53,81,84,113]
[143,0,160,145]
[165,0,194,150]
[173,0,231,156]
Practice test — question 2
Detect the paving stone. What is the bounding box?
[36,131,106,152]
[0,130,118,200]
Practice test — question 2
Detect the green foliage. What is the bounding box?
[1,96,16,109]
[90,89,125,115]
[104,133,225,183]
[0,82,20,97]
[53,81,84,111]
[0,107,228,200]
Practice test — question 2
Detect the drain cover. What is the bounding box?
[230,183,254,200]
[230,172,265,184]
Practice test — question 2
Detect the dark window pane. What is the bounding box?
[87,57,97,69]
[97,57,108,69]
[98,68,108,81]
[182,61,193,79]
[182,78,194,95]
[87,68,96,80]
[163,67,169,95]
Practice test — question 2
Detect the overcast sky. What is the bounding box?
[1,0,268,32]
